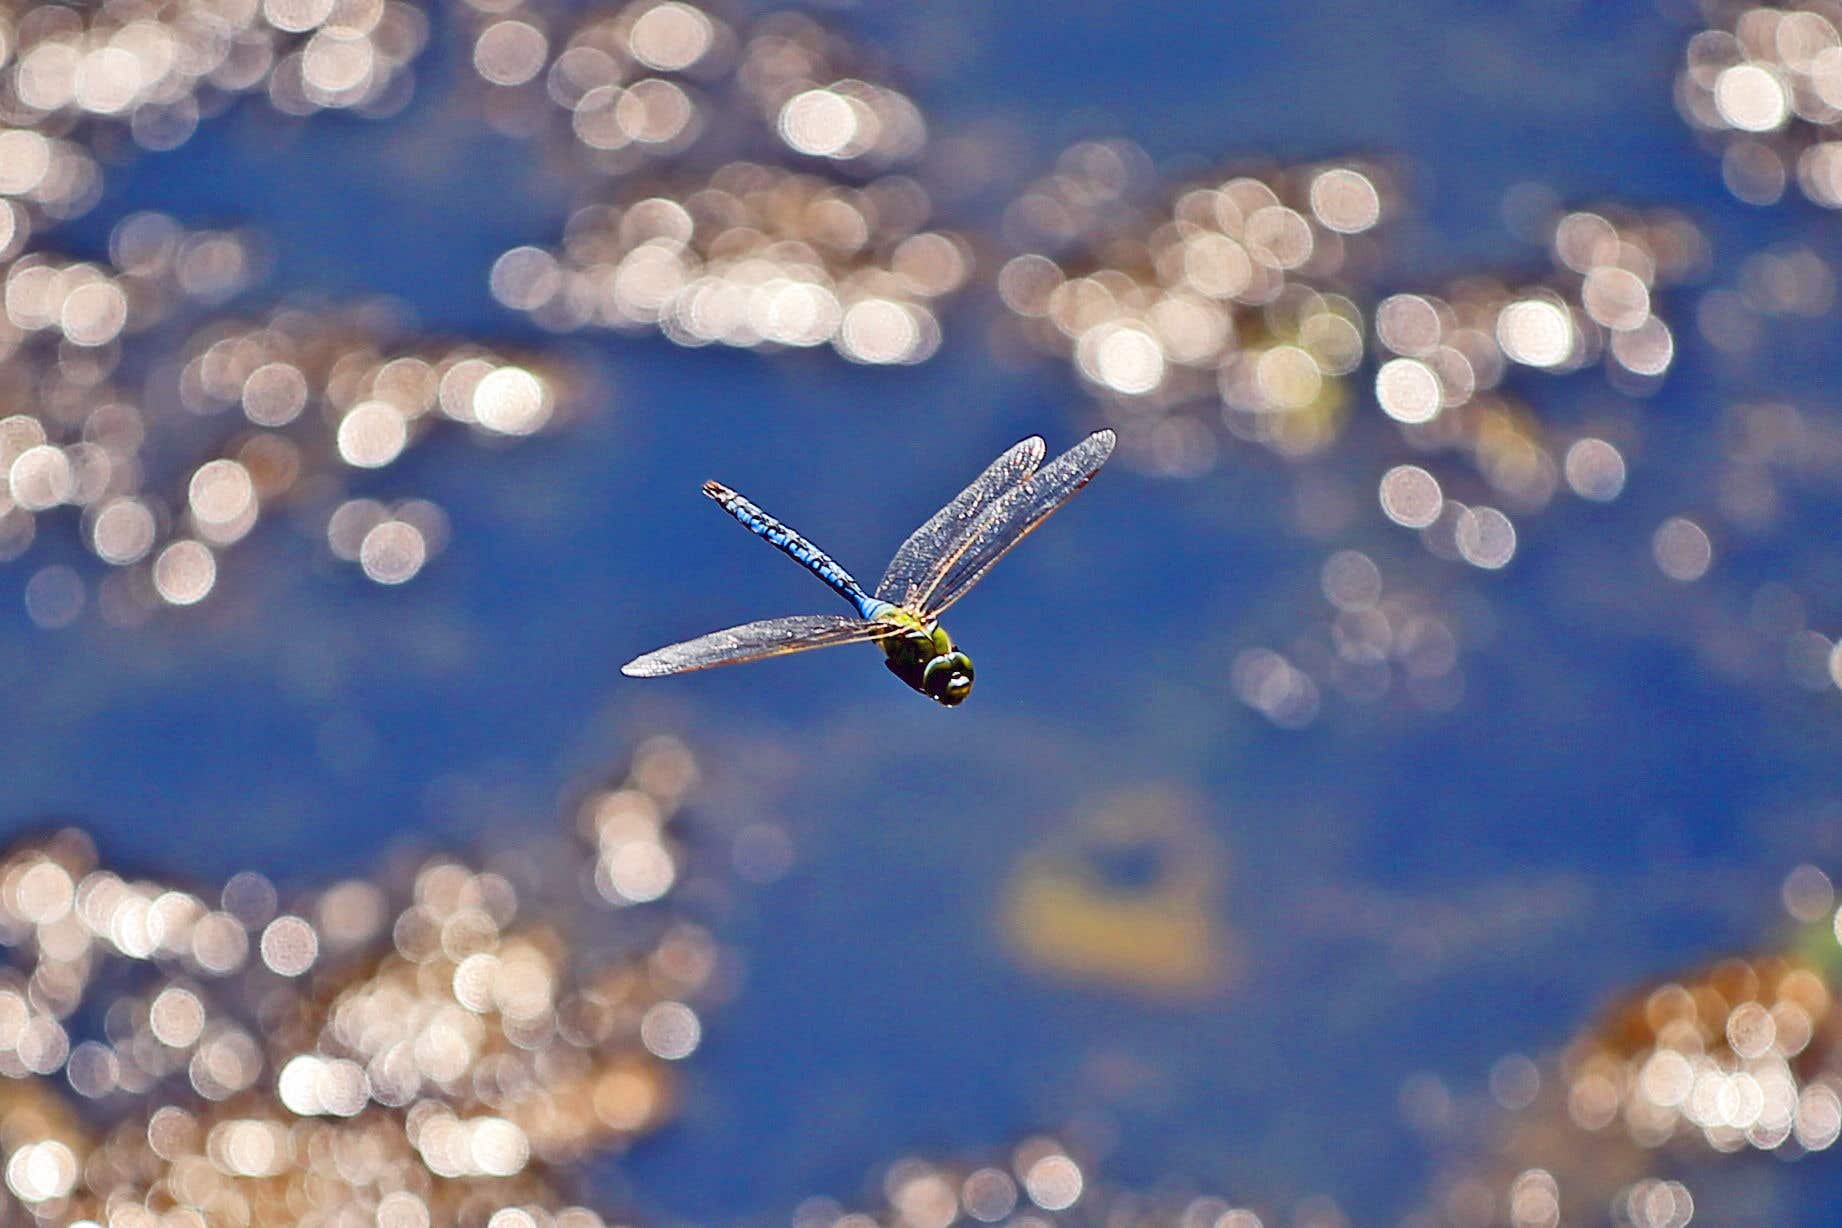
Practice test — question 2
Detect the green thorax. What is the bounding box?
[875,606,974,705]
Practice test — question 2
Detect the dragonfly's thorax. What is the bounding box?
[878,611,973,706]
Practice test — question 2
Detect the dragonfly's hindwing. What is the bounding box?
[874,436,1046,608]
[621,613,894,677]
[915,429,1116,617]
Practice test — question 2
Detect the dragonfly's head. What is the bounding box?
[922,651,974,706]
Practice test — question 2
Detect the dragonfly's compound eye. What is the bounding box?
[922,652,974,706]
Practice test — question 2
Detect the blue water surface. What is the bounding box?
[6,2,1842,1224]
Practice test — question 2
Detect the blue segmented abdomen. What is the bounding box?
[703,480,880,617]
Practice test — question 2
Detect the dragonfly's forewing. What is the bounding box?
[914,429,1116,618]
[874,436,1046,607]
[621,614,897,677]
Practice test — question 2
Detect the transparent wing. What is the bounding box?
[622,614,896,678]
[874,436,1046,607]
[914,429,1116,618]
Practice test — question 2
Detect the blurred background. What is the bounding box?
[3,0,1842,1225]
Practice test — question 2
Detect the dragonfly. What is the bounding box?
[621,429,1116,705]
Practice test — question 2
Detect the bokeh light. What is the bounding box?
[0,740,706,1224]
[998,142,1392,474]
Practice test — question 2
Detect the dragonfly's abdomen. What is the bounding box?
[704,480,878,616]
